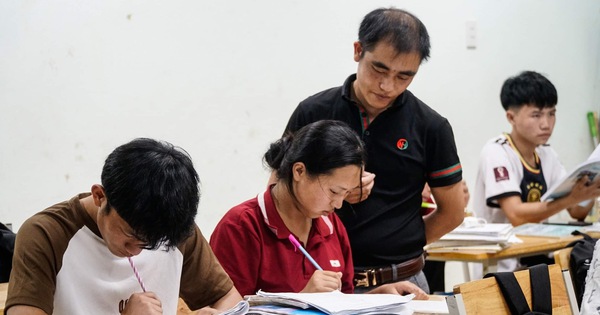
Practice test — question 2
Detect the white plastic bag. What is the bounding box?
[580,238,600,314]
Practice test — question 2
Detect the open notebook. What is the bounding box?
[247,290,414,315]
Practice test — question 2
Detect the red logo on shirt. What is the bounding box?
[396,138,408,150]
[494,166,509,182]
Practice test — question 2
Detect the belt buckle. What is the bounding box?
[354,269,376,288]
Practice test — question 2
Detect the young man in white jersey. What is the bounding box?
[6,138,242,315]
[473,71,600,272]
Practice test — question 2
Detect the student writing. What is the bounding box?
[210,120,427,299]
[6,138,242,315]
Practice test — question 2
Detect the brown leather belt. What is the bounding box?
[353,254,426,288]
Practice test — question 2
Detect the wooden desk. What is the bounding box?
[0,282,446,314]
[426,234,583,277]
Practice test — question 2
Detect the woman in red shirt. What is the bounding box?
[210,120,427,299]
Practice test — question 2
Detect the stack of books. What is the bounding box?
[425,222,515,253]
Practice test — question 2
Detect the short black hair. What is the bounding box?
[358,7,430,62]
[101,138,200,250]
[500,71,557,111]
[264,120,366,202]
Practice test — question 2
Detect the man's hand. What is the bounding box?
[345,171,375,204]
[568,175,600,204]
[122,292,162,315]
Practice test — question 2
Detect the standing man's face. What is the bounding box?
[352,41,421,117]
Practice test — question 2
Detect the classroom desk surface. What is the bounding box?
[426,232,597,280]
[426,234,583,263]
[0,283,443,315]
[0,236,589,314]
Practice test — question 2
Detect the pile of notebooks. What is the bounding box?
[245,290,415,315]
[425,221,516,253]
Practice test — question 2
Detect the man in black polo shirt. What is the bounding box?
[283,7,466,293]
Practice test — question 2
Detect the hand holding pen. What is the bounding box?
[288,234,322,270]
[125,257,162,314]
[288,234,342,292]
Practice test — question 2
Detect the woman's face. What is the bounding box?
[293,163,362,218]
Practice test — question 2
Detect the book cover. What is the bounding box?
[542,144,600,201]
[247,304,326,315]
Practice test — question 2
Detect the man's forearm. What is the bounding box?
[424,206,464,244]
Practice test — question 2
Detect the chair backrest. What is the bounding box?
[552,247,580,314]
[554,247,572,270]
[446,264,575,315]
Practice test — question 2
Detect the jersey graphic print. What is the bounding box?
[494,166,509,182]
[520,165,547,203]
[526,182,544,202]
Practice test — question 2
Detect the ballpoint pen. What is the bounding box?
[288,234,323,271]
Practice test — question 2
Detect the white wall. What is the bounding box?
[1,1,599,245]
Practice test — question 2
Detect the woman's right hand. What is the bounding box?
[300,270,342,293]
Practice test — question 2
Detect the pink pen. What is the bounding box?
[288,234,323,270]
[127,257,147,292]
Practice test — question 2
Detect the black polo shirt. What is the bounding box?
[285,74,462,266]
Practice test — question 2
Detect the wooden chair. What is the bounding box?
[446,264,578,315]
[553,247,573,270]
[553,247,580,312]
